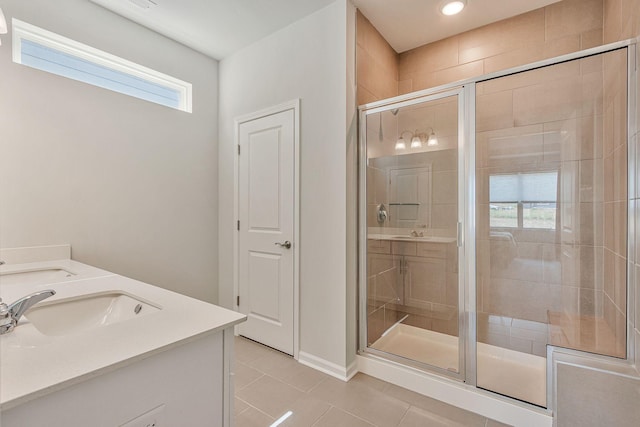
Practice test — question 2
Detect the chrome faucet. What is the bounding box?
[0,290,56,334]
[410,230,424,237]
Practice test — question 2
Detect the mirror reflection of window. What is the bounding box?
[489,172,558,229]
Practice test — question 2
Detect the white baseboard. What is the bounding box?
[298,351,358,382]
[357,354,553,427]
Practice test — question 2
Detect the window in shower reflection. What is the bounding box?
[476,48,628,407]
[489,172,558,229]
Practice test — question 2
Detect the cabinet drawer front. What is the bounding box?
[416,242,446,259]
[391,241,417,256]
[367,239,391,254]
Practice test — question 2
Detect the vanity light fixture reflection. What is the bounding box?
[395,130,413,150]
[427,127,438,146]
[410,132,423,148]
[396,128,438,150]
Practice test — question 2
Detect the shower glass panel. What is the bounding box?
[475,48,628,407]
[364,92,461,375]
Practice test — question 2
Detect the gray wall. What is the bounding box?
[218,0,355,371]
[0,0,219,302]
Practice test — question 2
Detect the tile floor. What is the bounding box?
[234,336,511,427]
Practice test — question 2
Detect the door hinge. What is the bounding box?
[236,296,240,306]
[238,144,241,155]
[237,220,240,231]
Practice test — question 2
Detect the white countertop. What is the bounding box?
[368,233,456,243]
[0,259,246,410]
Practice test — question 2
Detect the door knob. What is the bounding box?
[275,241,292,249]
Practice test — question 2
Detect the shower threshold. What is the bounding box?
[371,323,547,407]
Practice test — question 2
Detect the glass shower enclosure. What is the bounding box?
[361,90,464,377]
[358,42,634,409]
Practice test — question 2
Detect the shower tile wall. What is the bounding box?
[356,11,398,106]
[476,48,627,359]
[398,0,605,95]
[357,0,612,106]
[357,0,638,358]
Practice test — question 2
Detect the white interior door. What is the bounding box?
[388,166,432,228]
[237,109,295,355]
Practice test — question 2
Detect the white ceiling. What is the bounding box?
[90,0,563,60]
[89,0,336,59]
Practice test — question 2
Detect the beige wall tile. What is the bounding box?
[604,0,623,43]
[622,0,640,39]
[432,170,457,204]
[476,91,514,133]
[356,10,366,48]
[581,28,604,48]
[398,79,412,95]
[358,87,378,106]
[556,363,640,426]
[613,253,627,309]
[398,37,459,78]
[458,9,545,64]
[356,9,398,104]
[546,0,604,41]
[513,76,583,127]
[483,42,545,74]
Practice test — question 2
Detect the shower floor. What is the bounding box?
[371,323,547,407]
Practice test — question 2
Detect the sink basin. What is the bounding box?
[24,292,160,336]
[0,268,76,286]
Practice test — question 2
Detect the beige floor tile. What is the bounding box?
[249,350,327,392]
[312,407,375,427]
[277,396,332,427]
[398,406,465,426]
[236,375,304,418]
[235,406,274,427]
[486,418,513,427]
[382,383,486,426]
[235,362,264,390]
[235,397,250,416]
[309,376,410,426]
[347,372,389,391]
[235,336,278,365]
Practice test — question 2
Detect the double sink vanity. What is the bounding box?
[0,245,245,427]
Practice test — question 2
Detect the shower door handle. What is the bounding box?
[275,241,292,249]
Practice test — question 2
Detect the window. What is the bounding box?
[489,172,558,229]
[12,19,192,112]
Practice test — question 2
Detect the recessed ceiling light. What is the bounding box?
[441,0,467,16]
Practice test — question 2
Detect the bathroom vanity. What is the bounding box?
[0,245,246,427]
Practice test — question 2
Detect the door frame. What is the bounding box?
[358,87,467,381]
[233,99,301,359]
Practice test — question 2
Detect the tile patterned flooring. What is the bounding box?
[234,337,510,427]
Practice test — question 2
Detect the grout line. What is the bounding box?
[308,403,334,427]
[236,372,265,391]
[396,405,411,427]
[234,397,275,422]
[341,407,378,426]
[306,375,331,394]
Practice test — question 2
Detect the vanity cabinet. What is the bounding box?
[367,237,458,343]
